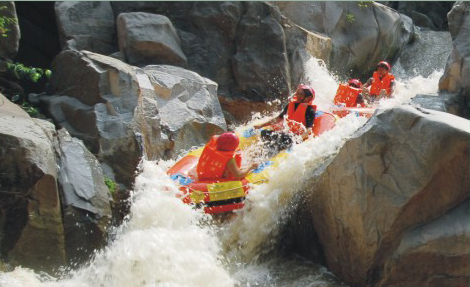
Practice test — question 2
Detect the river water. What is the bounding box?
[0,28,452,287]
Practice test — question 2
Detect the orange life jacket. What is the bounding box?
[370,72,395,97]
[274,98,317,136]
[334,84,364,107]
[196,136,242,181]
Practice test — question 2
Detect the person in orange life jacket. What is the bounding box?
[253,84,316,151]
[196,132,258,181]
[362,61,395,102]
[334,79,365,107]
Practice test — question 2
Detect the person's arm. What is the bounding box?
[363,77,373,88]
[226,158,258,180]
[253,117,282,129]
[301,106,316,140]
[362,78,373,98]
[389,80,395,96]
[254,104,287,129]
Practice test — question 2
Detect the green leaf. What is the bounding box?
[30,73,41,82]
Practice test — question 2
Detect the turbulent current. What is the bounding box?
[0,28,451,287]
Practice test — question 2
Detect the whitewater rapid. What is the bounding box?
[0,52,446,286]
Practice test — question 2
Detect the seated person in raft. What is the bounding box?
[362,61,395,103]
[333,79,365,107]
[253,84,316,152]
[197,132,258,181]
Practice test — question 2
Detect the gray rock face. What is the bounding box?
[116,12,187,67]
[39,50,226,187]
[56,128,112,264]
[378,200,469,287]
[231,2,291,101]
[0,1,20,60]
[439,2,470,116]
[272,1,415,79]
[395,1,455,31]
[412,92,467,118]
[111,2,298,105]
[292,106,469,287]
[44,50,149,187]
[0,94,114,271]
[0,93,65,271]
[54,1,116,55]
[142,65,226,156]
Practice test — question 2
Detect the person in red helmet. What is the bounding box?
[362,61,395,102]
[197,132,258,180]
[333,79,365,107]
[254,84,317,152]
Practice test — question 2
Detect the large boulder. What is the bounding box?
[110,2,308,116]
[272,1,415,79]
[412,92,467,118]
[142,65,226,155]
[54,1,117,55]
[116,12,187,67]
[393,29,452,79]
[56,128,112,264]
[0,1,20,60]
[39,50,155,187]
[37,50,226,187]
[394,1,455,31]
[439,1,470,117]
[292,106,469,286]
[378,199,469,287]
[0,93,65,272]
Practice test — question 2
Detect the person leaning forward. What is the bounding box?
[253,84,316,152]
[196,132,258,181]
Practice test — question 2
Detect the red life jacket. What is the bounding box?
[370,72,395,97]
[196,136,242,181]
[334,84,364,107]
[273,98,317,136]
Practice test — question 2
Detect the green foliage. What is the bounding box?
[346,13,356,23]
[6,62,52,83]
[104,177,117,195]
[21,102,39,117]
[357,1,373,8]
[0,6,17,37]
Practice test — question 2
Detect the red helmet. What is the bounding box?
[216,132,239,151]
[348,79,362,88]
[297,84,315,100]
[377,61,391,71]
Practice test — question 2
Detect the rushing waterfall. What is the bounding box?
[0,27,452,287]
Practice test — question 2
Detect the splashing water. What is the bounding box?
[0,51,446,286]
[1,162,234,287]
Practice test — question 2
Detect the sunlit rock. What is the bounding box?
[378,200,469,287]
[56,128,112,265]
[111,2,296,113]
[0,93,65,272]
[272,2,415,79]
[439,1,470,116]
[142,65,226,156]
[116,12,187,67]
[54,1,116,55]
[37,50,225,187]
[294,105,470,286]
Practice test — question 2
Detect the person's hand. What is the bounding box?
[379,89,387,97]
[253,124,262,129]
[250,162,259,170]
[362,87,370,96]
